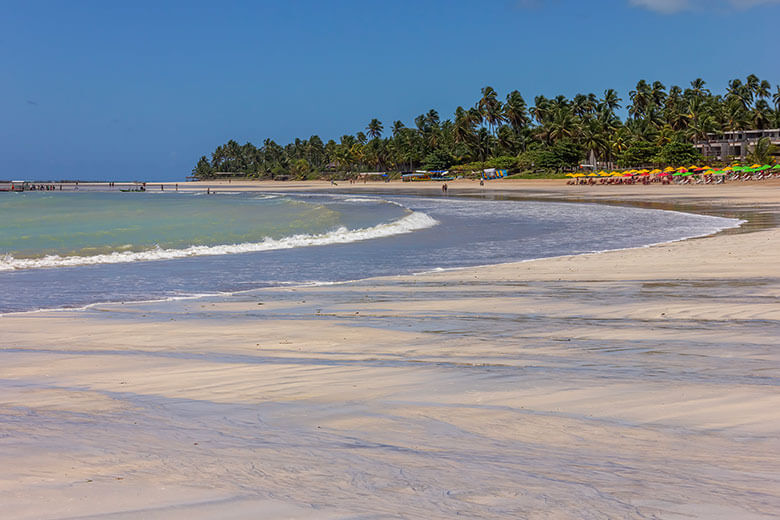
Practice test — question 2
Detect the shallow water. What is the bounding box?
[0,192,740,313]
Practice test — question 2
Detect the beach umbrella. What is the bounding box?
[672,171,686,176]
[573,173,586,177]
[565,173,576,177]
[701,170,713,175]
[750,164,761,168]
[773,164,780,169]
[587,173,599,177]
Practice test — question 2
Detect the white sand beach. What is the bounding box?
[1,181,779,519]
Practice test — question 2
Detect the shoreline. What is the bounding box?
[2,181,779,519]
[0,185,748,316]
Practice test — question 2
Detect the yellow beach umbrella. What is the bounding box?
[750,163,761,168]
[573,173,585,177]
[565,173,576,177]
[650,169,661,174]
[722,166,732,171]
[587,173,599,177]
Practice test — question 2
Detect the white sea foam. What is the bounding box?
[0,211,439,271]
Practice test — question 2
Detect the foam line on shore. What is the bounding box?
[0,211,439,271]
[410,215,744,276]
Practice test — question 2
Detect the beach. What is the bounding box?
[1,180,779,519]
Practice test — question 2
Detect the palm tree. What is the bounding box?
[727,79,752,111]
[366,119,383,139]
[749,100,771,129]
[629,80,652,119]
[546,106,577,143]
[453,106,476,146]
[602,89,622,113]
[392,120,405,137]
[478,86,504,134]
[651,81,667,108]
[503,90,530,134]
[580,119,607,167]
[747,137,776,164]
[530,95,551,125]
[689,78,710,98]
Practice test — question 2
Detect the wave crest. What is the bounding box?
[0,211,438,271]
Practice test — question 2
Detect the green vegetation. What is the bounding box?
[193,75,780,179]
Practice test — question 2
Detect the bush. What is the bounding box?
[516,141,583,172]
[654,141,702,166]
[617,141,657,167]
[422,149,456,170]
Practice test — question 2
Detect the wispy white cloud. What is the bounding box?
[629,0,780,13]
[629,0,690,13]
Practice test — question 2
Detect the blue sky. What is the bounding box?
[2,0,779,181]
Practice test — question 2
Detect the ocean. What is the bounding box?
[0,190,740,314]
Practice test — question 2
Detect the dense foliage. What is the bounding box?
[193,75,780,179]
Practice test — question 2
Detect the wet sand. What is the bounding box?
[1,181,779,519]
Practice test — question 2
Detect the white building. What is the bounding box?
[695,129,780,160]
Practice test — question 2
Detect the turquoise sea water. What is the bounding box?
[0,191,741,313]
[0,192,413,265]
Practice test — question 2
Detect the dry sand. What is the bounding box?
[1,181,779,519]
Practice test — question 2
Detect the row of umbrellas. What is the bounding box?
[567,164,780,178]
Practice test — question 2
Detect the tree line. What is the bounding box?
[192,75,780,179]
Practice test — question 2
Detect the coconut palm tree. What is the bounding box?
[478,86,504,134]
[366,119,383,139]
[773,86,780,112]
[629,80,652,119]
[602,89,622,114]
[747,137,776,164]
[689,78,709,97]
[503,90,530,134]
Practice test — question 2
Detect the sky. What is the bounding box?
[2,0,779,181]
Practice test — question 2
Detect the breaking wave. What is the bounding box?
[0,211,438,271]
